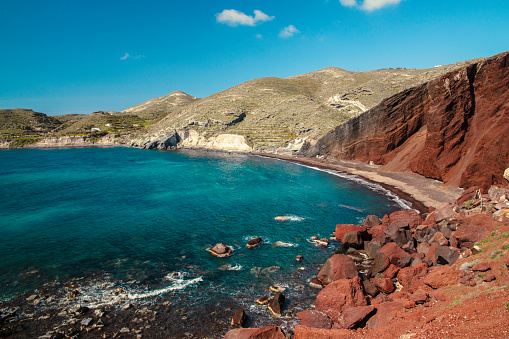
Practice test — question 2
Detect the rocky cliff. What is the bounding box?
[301,51,509,190]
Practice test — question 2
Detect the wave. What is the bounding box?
[128,275,203,300]
[272,241,299,247]
[274,215,306,222]
[337,204,365,213]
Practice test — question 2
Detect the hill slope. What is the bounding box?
[134,56,486,151]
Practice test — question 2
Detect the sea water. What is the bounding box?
[0,147,406,331]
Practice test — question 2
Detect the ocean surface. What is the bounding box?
[0,147,408,333]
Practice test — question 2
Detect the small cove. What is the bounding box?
[0,147,405,336]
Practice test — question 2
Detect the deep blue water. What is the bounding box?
[0,147,404,320]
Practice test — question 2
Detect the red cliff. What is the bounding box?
[301,51,509,190]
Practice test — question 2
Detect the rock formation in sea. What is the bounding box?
[300,51,509,190]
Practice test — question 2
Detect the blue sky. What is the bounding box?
[1,0,508,115]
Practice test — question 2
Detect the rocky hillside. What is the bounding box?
[301,51,509,190]
[131,57,484,152]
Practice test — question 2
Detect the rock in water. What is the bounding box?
[268,292,285,318]
[269,285,286,293]
[274,216,288,221]
[208,243,233,257]
[295,255,304,262]
[256,296,271,305]
[246,237,262,249]
[231,309,247,328]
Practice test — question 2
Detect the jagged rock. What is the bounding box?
[362,279,379,297]
[366,252,390,277]
[434,203,454,223]
[424,265,459,289]
[224,326,286,339]
[315,277,368,323]
[428,231,449,246]
[364,240,382,259]
[317,254,358,285]
[268,292,285,318]
[231,309,247,328]
[296,310,332,329]
[366,301,408,330]
[383,264,400,279]
[336,305,375,329]
[410,289,429,304]
[384,220,413,248]
[246,237,262,249]
[208,243,233,257]
[434,246,460,265]
[379,242,411,268]
[371,278,395,294]
[362,215,381,229]
[483,273,496,282]
[334,224,366,246]
[415,224,438,244]
[472,262,491,272]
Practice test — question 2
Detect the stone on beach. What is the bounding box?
[224,326,286,339]
[231,309,247,328]
[268,292,285,318]
[296,310,332,329]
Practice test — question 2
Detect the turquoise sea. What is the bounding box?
[0,147,407,332]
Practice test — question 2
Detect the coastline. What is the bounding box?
[254,152,464,213]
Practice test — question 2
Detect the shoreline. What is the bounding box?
[254,152,464,213]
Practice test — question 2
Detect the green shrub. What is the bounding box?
[503,233,509,238]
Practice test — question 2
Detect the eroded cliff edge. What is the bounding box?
[300,51,509,191]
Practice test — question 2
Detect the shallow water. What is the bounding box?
[0,147,404,335]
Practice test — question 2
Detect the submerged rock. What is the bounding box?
[246,237,262,249]
[208,243,233,257]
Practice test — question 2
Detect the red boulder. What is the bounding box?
[317,254,358,285]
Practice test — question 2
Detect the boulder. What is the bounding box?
[396,263,428,292]
[315,277,368,323]
[383,264,400,279]
[296,310,332,329]
[379,242,411,267]
[434,203,455,223]
[434,246,460,265]
[366,252,390,277]
[317,254,358,285]
[366,301,407,330]
[208,243,233,257]
[362,279,379,297]
[415,224,438,244]
[364,240,382,259]
[454,214,500,246]
[472,261,491,272]
[483,273,496,282]
[362,215,381,229]
[410,289,429,304]
[334,224,367,246]
[371,278,395,294]
[428,232,449,246]
[342,231,363,249]
[423,265,459,289]
[268,292,285,318]
[295,255,304,262]
[246,237,262,249]
[504,168,509,182]
[224,326,286,339]
[387,210,422,229]
[384,220,413,248]
[336,305,375,329]
[231,309,247,328]
[293,326,353,339]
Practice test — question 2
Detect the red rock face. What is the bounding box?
[317,254,359,285]
[314,277,368,323]
[302,51,509,190]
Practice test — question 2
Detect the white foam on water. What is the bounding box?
[271,241,299,248]
[337,204,365,213]
[226,264,243,271]
[128,276,203,300]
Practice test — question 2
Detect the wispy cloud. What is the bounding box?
[216,9,274,27]
[279,25,300,38]
[256,34,263,39]
[120,53,145,61]
[339,0,404,11]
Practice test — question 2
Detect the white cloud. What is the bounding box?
[256,34,263,39]
[361,0,404,11]
[216,9,274,27]
[340,0,358,7]
[120,53,145,61]
[279,25,300,38]
[339,0,404,11]
[120,52,129,60]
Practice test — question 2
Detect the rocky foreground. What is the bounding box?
[224,185,509,338]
